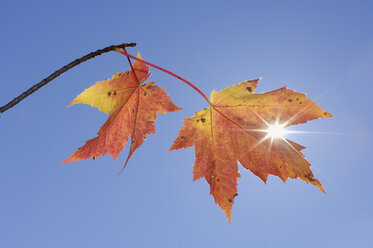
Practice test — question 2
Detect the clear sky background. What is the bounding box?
[1,0,372,247]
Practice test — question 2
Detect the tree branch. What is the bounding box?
[0,42,136,114]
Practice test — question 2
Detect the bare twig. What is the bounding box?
[0,42,136,114]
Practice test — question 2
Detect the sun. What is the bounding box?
[266,122,287,139]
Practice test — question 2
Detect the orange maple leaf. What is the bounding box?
[170,79,332,222]
[63,53,181,170]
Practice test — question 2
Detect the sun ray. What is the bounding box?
[281,137,305,158]
[285,130,355,136]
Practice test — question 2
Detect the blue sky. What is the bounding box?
[1,0,372,247]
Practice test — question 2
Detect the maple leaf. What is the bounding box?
[62,53,181,169]
[170,79,332,222]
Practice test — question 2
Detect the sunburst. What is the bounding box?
[265,122,287,139]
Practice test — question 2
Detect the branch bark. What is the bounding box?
[0,42,136,114]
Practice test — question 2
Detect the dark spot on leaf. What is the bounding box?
[132,140,135,144]
[304,173,315,182]
[296,98,299,101]
[181,136,185,139]
[228,198,232,203]
[132,109,135,113]
[113,91,117,96]
[324,112,328,115]
[143,136,146,140]
[217,178,220,182]
[93,156,96,160]
[201,118,206,123]
[107,92,112,96]
[246,87,252,92]
[143,92,147,96]
[300,101,303,104]
[196,120,199,123]
[288,99,293,102]
[236,117,242,121]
